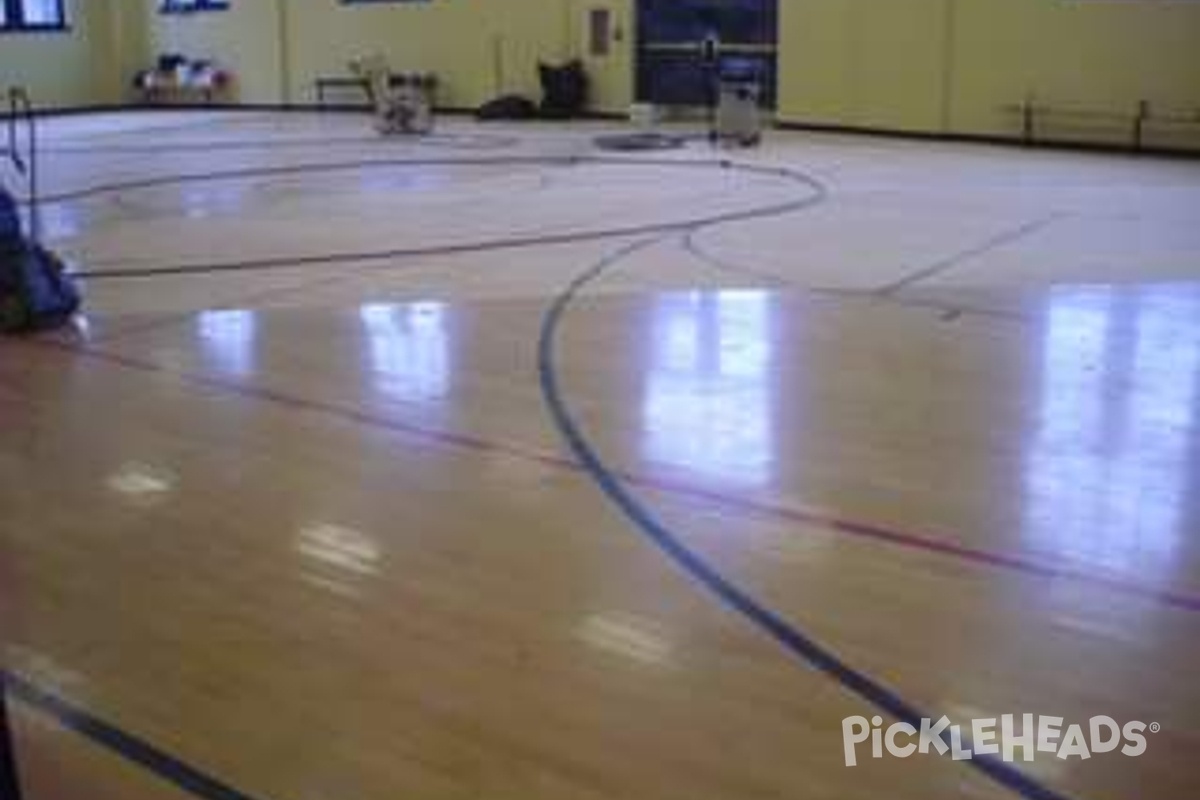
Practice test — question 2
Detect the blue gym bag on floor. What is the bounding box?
[1,87,80,335]
[0,188,79,335]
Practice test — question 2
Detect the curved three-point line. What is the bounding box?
[536,189,1078,800]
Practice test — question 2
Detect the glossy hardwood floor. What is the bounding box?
[2,112,1199,800]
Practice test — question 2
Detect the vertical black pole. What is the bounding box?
[1134,99,1148,153]
[703,33,719,145]
[1022,96,1034,147]
[0,675,23,800]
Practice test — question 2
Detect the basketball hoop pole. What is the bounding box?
[702,33,720,146]
[0,675,23,800]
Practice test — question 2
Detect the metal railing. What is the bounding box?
[5,86,40,243]
[1005,95,1200,152]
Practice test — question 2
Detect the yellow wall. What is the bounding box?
[105,0,152,104]
[3,0,1197,148]
[144,1,285,104]
[779,0,1200,147]
[135,0,578,109]
[949,0,1200,147]
[0,0,126,108]
[568,0,634,112]
[779,0,950,132]
[132,0,638,112]
[285,0,571,108]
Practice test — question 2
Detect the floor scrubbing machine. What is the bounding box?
[1,87,80,334]
[350,55,435,136]
[715,62,763,147]
[703,34,762,147]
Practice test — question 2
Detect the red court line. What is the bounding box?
[85,270,368,346]
[16,336,1200,614]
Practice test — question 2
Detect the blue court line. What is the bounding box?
[68,156,818,280]
[2,670,272,800]
[0,155,830,800]
[536,235,1079,800]
[5,153,1073,799]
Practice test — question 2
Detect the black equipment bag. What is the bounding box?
[0,184,18,244]
[538,60,588,119]
[0,188,80,334]
[477,94,539,121]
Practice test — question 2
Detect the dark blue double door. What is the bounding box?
[636,0,778,108]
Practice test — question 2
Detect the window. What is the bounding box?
[0,0,67,32]
[158,0,229,14]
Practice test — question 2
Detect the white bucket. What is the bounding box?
[629,103,660,132]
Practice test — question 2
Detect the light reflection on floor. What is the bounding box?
[359,302,451,402]
[197,309,258,379]
[1024,288,1199,581]
[642,290,775,488]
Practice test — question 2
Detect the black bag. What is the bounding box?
[477,94,538,121]
[0,245,79,334]
[0,188,80,334]
[538,60,588,119]
[0,186,19,244]
[157,53,188,72]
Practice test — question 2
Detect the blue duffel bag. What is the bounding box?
[0,187,80,334]
[0,184,19,244]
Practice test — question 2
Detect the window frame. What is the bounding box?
[0,0,69,34]
[339,0,432,6]
[158,0,230,15]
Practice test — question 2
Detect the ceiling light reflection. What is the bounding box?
[576,612,674,667]
[296,522,381,577]
[106,462,175,502]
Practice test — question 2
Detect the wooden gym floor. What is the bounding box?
[1,111,1199,800]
